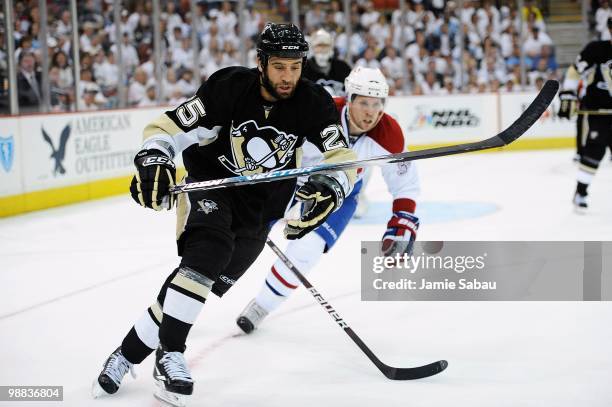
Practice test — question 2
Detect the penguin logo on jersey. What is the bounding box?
[218,120,298,175]
[196,199,218,214]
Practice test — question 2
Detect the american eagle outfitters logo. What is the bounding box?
[42,124,71,176]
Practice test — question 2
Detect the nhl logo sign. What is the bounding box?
[218,120,298,175]
[0,135,14,173]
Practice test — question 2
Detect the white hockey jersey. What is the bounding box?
[301,97,420,213]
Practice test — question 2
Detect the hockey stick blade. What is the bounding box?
[171,80,558,195]
[266,238,448,380]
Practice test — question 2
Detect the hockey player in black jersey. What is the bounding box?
[92,23,357,406]
[303,29,352,96]
[558,29,612,212]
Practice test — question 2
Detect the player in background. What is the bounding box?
[303,28,352,97]
[573,79,585,162]
[558,19,612,212]
[235,67,420,334]
[92,23,357,407]
[302,29,377,218]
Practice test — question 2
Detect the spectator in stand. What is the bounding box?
[78,68,107,107]
[217,1,238,38]
[163,1,183,36]
[95,50,120,107]
[17,51,41,109]
[221,41,239,68]
[329,1,345,27]
[162,69,180,101]
[128,68,148,106]
[421,70,442,95]
[360,1,380,30]
[51,50,73,92]
[522,0,544,26]
[55,10,72,37]
[369,14,391,49]
[138,83,158,107]
[595,1,611,39]
[523,26,552,59]
[177,69,197,97]
[81,84,101,111]
[168,26,185,51]
[172,37,195,71]
[381,46,404,80]
[305,3,326,32]
[111,33,139,74]
[355,47,381,69]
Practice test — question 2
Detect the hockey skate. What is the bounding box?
[153,345,193,407]
[236,299,269,334]
[573,192,588,213]
[92,347,135,398]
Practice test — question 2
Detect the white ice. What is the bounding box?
[1,149,612,407]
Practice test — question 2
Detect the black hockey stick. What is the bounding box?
[265,238,448,380]
[170,80,559,195]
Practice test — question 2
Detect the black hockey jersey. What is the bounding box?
[303,58,352,96]
[567,40,612,110]
[141,67,357,222]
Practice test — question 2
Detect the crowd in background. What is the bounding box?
[0,0,606,113]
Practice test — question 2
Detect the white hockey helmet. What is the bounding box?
[310,29,334,67]
[344,67,389,101]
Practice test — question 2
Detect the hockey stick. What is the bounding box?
[170,80,559,195]
[265,238,448,380]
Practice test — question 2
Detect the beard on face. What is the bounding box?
[271,79,297,99]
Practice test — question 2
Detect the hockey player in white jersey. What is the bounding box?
[236,67,420,333]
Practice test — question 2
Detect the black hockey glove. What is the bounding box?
[284,174,345,240]
[129,149,176,211]
[558,90,577,119]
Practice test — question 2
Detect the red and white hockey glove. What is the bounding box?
[381,211,419,257]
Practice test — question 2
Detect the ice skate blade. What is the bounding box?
[91,379,109,399]
[154,380,190,407]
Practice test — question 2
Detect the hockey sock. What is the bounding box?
[121,302,163,364]
[576,181,588,197]
[158,267,214,352]
[255,232,326,312]
[577,156,598,196]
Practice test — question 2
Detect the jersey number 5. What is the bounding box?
[177,98,206,127]
[321,125,347,151]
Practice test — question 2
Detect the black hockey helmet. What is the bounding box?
[257,23,309,65]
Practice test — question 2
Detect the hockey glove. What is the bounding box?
[129,149,176,210]
[381,211,419,257]
[284,174,345,240]
[558,90,577,119]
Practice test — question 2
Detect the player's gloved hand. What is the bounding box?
[381,211,419,257]
[284,174,345,240]
[129,149,176,210]
[558,90,578,119]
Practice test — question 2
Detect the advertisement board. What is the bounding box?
[500,92,574,139]
[385,94,498,146]
[20,108,164,193]
[0,118,22,197]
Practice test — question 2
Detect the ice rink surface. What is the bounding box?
[1,149,612,407]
